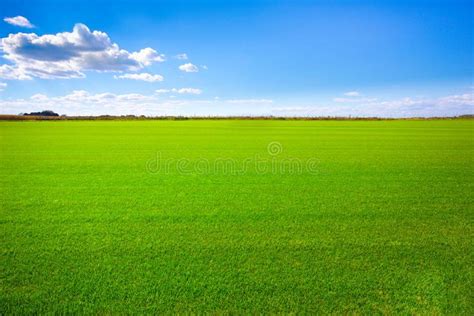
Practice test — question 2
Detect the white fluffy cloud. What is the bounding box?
[179,63,199,72]
[0,23,165,80]
[3,16,34,28]
[0,82,7,91]
[114,73,164,82]
[130,47,165,66]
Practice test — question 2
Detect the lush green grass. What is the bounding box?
[1,120,473,314]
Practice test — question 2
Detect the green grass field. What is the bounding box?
[1,119,473,314]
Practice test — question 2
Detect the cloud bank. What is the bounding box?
[2,90,471,117]
[274,93,474,118]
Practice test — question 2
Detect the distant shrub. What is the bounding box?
[23,110,60,117]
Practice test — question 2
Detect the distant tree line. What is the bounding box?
[0,113,471,121]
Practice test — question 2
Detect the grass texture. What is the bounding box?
[1,119,473,313]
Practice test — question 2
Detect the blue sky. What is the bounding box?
[0,0,472,117]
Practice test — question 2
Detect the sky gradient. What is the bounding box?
[0,0,472,117]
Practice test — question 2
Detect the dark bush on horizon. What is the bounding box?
[23,110,60,117]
